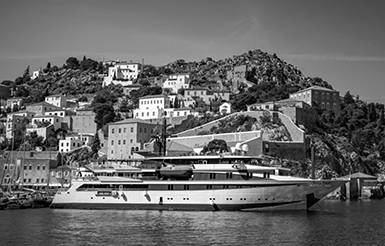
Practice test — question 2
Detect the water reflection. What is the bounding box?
[1,200,385,246]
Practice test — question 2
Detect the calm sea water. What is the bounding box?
[1,200,385,246]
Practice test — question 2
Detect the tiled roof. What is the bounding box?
[110,118,157,125]
[140,94,168,99]
[294,86,337,94]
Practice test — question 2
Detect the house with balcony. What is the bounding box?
[289,86,341,112]
[162,74,190,93]
[103,62,140,87]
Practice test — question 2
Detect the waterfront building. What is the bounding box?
[0,150,60,190]
[45,95,67,108]
[289,86,341,112]
[162,74,190,93]
[103,62,140,87]
[107,118,157,161]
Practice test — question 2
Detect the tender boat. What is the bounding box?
[50,155,346,211]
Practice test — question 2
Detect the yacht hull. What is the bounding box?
[50,180,345,211]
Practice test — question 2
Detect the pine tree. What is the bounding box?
[91,131,101,155]
[23,65,30,78]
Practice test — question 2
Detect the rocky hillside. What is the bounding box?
[153,49,332,92]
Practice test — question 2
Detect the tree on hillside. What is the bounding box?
[201,139,229,154]
[91,131,101,158]
[66,57,80,70]
[93,104,116,130]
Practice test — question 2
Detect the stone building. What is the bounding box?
[289,86,341,112]
[107,118,157,161]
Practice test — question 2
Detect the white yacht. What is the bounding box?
[50,155,346,211]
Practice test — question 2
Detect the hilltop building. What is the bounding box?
[289,86,341,112]
[31,70,40,80]
[103,62,140,87]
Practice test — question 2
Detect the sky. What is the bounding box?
[0,0,384,104]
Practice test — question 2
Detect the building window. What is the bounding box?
[333,103,337,110]
[112,129,114,134]
[315,92,318,98]
[321,92,325,99]
[118,140,121,145]
[124,128,126,133]
[29,165,32,170]
[41,178,44,183]
[140,128,142,133]
[118,128,121,133]
[326,102,330,109]
[123,140,126,145]
[37,165,40,170]
[326,93,330,99]
[144,128,147,133]
[42,166,45,170]
[36,178,39,183]
[131,127,133,132]
[111,140,114,145]
[321,102,325,108]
